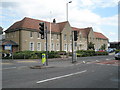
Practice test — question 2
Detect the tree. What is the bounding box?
[88,42,95,50]
[0,26,3,35]
[100,44,106,50]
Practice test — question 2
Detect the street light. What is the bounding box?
[66,1,72,21]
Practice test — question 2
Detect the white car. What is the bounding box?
[115,52,120,60]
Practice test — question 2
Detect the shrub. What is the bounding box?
[12,51,61,59]
[76,50,95,57]
[95,51,108,56]
[115,50,120,54]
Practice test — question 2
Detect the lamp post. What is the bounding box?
[66,1,72,21]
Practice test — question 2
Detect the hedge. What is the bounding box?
[115,50,120,54]
[2,50,61,59]
[76,50,108,57]
[76,50,95,57]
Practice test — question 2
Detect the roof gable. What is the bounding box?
[72,27,91,37]
[2,39,18,45]
[5,17,68,33]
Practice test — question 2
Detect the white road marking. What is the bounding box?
[2,67,17,70]
[2,66,28,70]
[36,70,87,84]
[106,59,109,60]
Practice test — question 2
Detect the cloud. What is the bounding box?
[101,15,118,26]
[76,0,119,9]
[109,32,117,36]
[1,0,118,42]
[0,2,18,8]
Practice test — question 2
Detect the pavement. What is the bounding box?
[1,55,118,70]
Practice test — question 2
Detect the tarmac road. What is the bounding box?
[2,55,119,88]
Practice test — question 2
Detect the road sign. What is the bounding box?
[9,53,12,57]
[4,53,7,57]
[42,53,46,65]
[4,45,12,50]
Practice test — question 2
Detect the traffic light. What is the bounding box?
[74,31,78,41]
[39,22,45,39]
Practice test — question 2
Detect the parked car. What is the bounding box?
[107,48,115,53]
[115,52,120,60]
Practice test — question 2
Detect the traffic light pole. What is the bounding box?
[72,31,74,63]
[45,25,48,66]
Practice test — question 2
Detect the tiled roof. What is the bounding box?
[1,39,18,45]
[72,27,108,40]
[94,32,108,40]
[5,17,68,33]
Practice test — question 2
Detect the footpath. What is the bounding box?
[1,57,84,69]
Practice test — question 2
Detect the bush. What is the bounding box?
[48,51,61,58]
[95,51,108,56]
[115,50,120,54]
[76,50,108,57]
[76,50,95,57]
[2,51,61,59]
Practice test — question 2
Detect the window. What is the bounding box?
[56,43,59,51]
[80,35,82,40]
[37,43,41,51]
[64,34,67,40]
[37,33,40,38]
[57,34,59,39]
[51,43,54,51]
[30,32,33,37]
[29,42,34,51]
[70,44,72,51]
[68,44,71,52]
[64,44,67,51]
[44,43,46,51]
[70,35,71,40]
[51,34,54,40]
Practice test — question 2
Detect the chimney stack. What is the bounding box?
[53,19,56,23]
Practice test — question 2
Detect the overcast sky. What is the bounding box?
[0,0,119,42]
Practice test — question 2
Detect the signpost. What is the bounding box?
[4,45,12,51]
[4,44,13,59]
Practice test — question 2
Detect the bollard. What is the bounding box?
[42,53,46,65]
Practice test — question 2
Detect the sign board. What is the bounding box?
[4,45,12,50]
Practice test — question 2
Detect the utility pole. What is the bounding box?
[66,1,72,21]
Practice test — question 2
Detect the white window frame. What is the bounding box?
[37,42,41,51]
[70,35,72,41]
[51,34,54,40]
[56,43,59,51]
[29,42,34,51]
[44,42,46,51]
[51,43,54,51]
[57,34,59,40]
[37,32,40,39]
[30,31,33,38]
[64,44,67,51]
[64,34,67,40]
